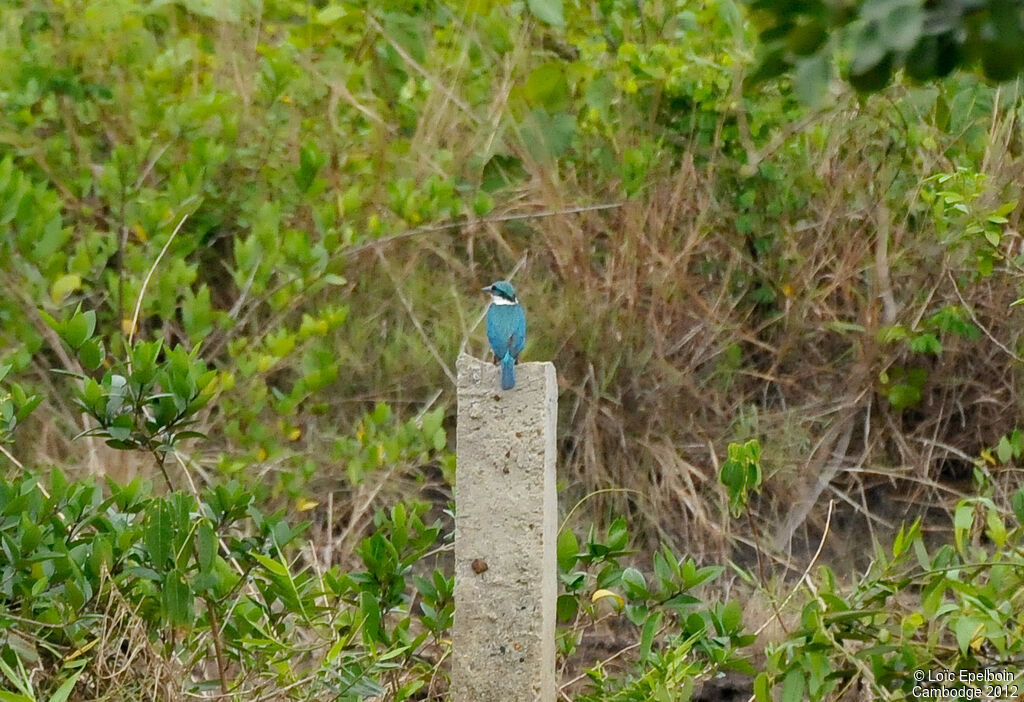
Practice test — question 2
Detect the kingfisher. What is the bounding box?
[484,280,526,390]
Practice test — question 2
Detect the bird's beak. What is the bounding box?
[481,285,492,293]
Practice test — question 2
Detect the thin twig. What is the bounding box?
[773,408,858,553]
[375,248,457,385]
[753,499,834,638]
[128,214,190,348]
[559,487,646,534]
[346,202,624,258]
[0,444,24,469]
[948,270,1024,364]
[366,14,478,122]
[558,640,643,692]
[414,388,444,423]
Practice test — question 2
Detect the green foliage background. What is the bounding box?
[3,0,1024,698]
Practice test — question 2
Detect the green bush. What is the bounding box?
[4,0,1024,698]
[0,467,459,700]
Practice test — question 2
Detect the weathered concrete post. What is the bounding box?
[452,353,557,702]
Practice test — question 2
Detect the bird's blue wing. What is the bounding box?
[486,307,509,357]
[509,305,526,357]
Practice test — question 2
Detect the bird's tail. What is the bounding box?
[501,352,516,390]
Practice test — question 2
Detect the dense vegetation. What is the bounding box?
[2,0,1024,699]
[752,0,1024,92]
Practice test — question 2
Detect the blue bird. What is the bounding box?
[484,280,526,390]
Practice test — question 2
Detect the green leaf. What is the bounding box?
[849,22,887,75]
[252,551,289,577]
[88,534,113,577]
[639,610,662,662]
[606,517,628,552]
[145,501,172,568]
[954,501,973,552]
[63,310,96,350]
[65,579,85,610]
[994,198,1018,217]
[315,5,346,24]
[420,408,443,438]
[557,594,579,622]
[1011,489,1024,525]
[997,435,1013,463]
[954,616,982,653]
[880,3,924,52]
[161,568,193,626]
[524,63,570,112]
[793,53,831,108]
[431,428,446,451]
[805,651,831,696]
[621,567,649,599]
[860,0,904,22]
[557,528,579,572]
[781,669,806,702]
[662,592,701,608]
[690,564,724,587]
[908,333,942,355]
[15,394,41,422]
[584,75,615,115]
[360,590,382,643]
[719,599,743,632]
[753,672,771,702]
[985,507,1006,548]
[519,109,576,163]
[886,383,922,410]
[295,143,325,193]
[527,0,564,27]
[0,656,32,698]
[19,512,41,553]
[197,521,216,573]
[850,51,893,92]
[472,191,494,216]
[77,338,105,371]
[47,666,86,702]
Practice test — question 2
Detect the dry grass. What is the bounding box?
[322,81,1024,576]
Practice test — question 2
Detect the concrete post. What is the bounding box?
[452,354,558,702]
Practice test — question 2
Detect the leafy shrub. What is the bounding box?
[0,468,455,701]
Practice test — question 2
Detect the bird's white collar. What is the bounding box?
[490,294,516,306]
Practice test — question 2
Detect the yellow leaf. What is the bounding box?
[256,446,268,461]
[296,497,318,512]
[287,427,301,441]
[50,273,82,303]
[66,637,99,661]
[121,318,136,336]
[134,222,148,242]
[591,589,624,609]
[201,374,219,395]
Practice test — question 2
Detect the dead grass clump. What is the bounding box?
[470,87,1024,570]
